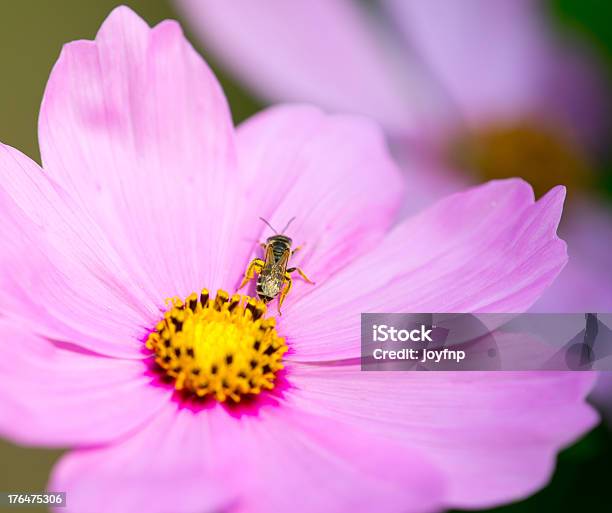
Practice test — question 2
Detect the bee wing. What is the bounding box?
[278,248,290,268]
[263,245,290,276]
[276,248,290,274]
[263,243,275,263]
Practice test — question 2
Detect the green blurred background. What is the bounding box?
[0,1,611,512]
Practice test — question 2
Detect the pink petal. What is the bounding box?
[384,0,547,121]
[235,105,404,287]
[533,197,612,312]
[0,144,156,357]
[49,405,234,513]
[175,0,441,136]
[233,407,445,513]
[289,363,597,508]
[38,6,248,302]
[0,319,171,447]
[50,399,445,513]
[385,0,608,144]
[281,179,567,360]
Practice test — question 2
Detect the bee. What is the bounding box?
[239,217,314,314]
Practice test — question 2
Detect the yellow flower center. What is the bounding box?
[146,289,287,402]
[449,120,590,198]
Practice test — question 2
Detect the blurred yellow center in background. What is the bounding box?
[450,120,590,198]
[146,289,287,402]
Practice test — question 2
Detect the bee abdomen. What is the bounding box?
[257,273,282,299]
[271,244,286,260]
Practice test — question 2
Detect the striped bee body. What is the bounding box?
[239,218,314,314]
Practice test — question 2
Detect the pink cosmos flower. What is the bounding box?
[176,0,612,312]
[0,6,598,513]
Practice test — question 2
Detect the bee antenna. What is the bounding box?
[280,216,297,234]
[259,217,278,234]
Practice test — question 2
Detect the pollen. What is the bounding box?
[146,289,287,402]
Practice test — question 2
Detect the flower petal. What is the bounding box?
[0,320,171,447]
[0,144,155,357]
[49,405,233,513]
[49,399,445,513]
[175,0,441,136]
[533,197,612,312]
[38,6,247,301]
[290,363,597,508]
[235,105,404,287]
[384,0,608,144]
[282,179,567,360]
[232,407,446,513]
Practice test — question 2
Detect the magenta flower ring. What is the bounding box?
[0,7,597,513]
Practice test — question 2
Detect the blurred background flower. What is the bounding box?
[0,1,611,512]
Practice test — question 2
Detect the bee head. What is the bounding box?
[266,234,293,246]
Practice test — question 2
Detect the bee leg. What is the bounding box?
[291,244,304,255]
[277,272,293,315]
[239,258,265,290]
[259,242,267,250]
[287,267,315,285]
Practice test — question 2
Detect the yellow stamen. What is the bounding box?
[146,289,287,402]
